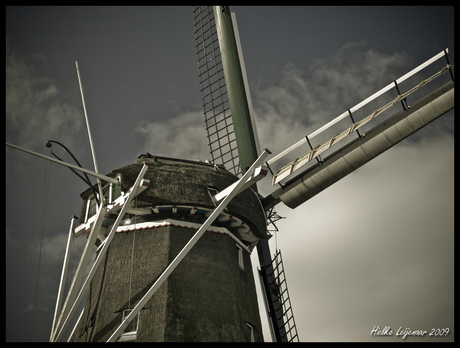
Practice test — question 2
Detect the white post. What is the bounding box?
[66,308,84,342]
[75,61,104,204]
[107,149,271,342]
[213,165,267,203]
[50,216,77,340]
[51,203,107,341]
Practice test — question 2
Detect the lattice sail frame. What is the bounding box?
[271,250,299,342]
[193,6,241,176]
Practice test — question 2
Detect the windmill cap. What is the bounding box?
[79,155,268,242]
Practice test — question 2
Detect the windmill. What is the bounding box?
[191,6,454,342]
[7,5,452,342]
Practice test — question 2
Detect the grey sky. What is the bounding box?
[6,6,454,342]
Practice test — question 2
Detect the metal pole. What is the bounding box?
[214,6,259,173]
[444,49,454,81]
[50,216,77,341]
[66,308,84,342]
[6,142,118,184]
[51,203,107,342]
[214,7,287,340]
[75,61,104,203]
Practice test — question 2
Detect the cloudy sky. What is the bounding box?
[6,6,454,342]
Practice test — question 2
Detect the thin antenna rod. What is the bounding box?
[75,61,104,203]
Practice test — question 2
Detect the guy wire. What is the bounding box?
[32,147,51,340]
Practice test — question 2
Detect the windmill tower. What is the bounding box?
[72,155,267,342]
[7,6,453,343]
[45,145,271,342]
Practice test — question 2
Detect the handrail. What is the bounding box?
[267,49,450,167]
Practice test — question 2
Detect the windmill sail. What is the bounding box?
[193,6,261,175]
[263,50,454,210]
[193,6,241,176]
[270,250,299,342]
[266,50,454,186]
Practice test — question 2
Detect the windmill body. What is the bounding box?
[74,155,265,341]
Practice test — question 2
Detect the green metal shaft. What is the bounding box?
[213,7,289,342]
[214,6,259,173]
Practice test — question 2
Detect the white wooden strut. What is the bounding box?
[75,61,104,207]
[49,215,77,341]
[51,163,150,342]
[51,197,107,342]
[106,148,271,342]
[213,164,268,204]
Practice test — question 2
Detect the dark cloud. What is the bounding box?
[6,40,83,153]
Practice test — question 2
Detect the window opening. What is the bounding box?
[85,183,122,222]
[87,196,97,220]
[112,182,121,202]
[122,309,139,334]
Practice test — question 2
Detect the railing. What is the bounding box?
[268,49,454,185]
